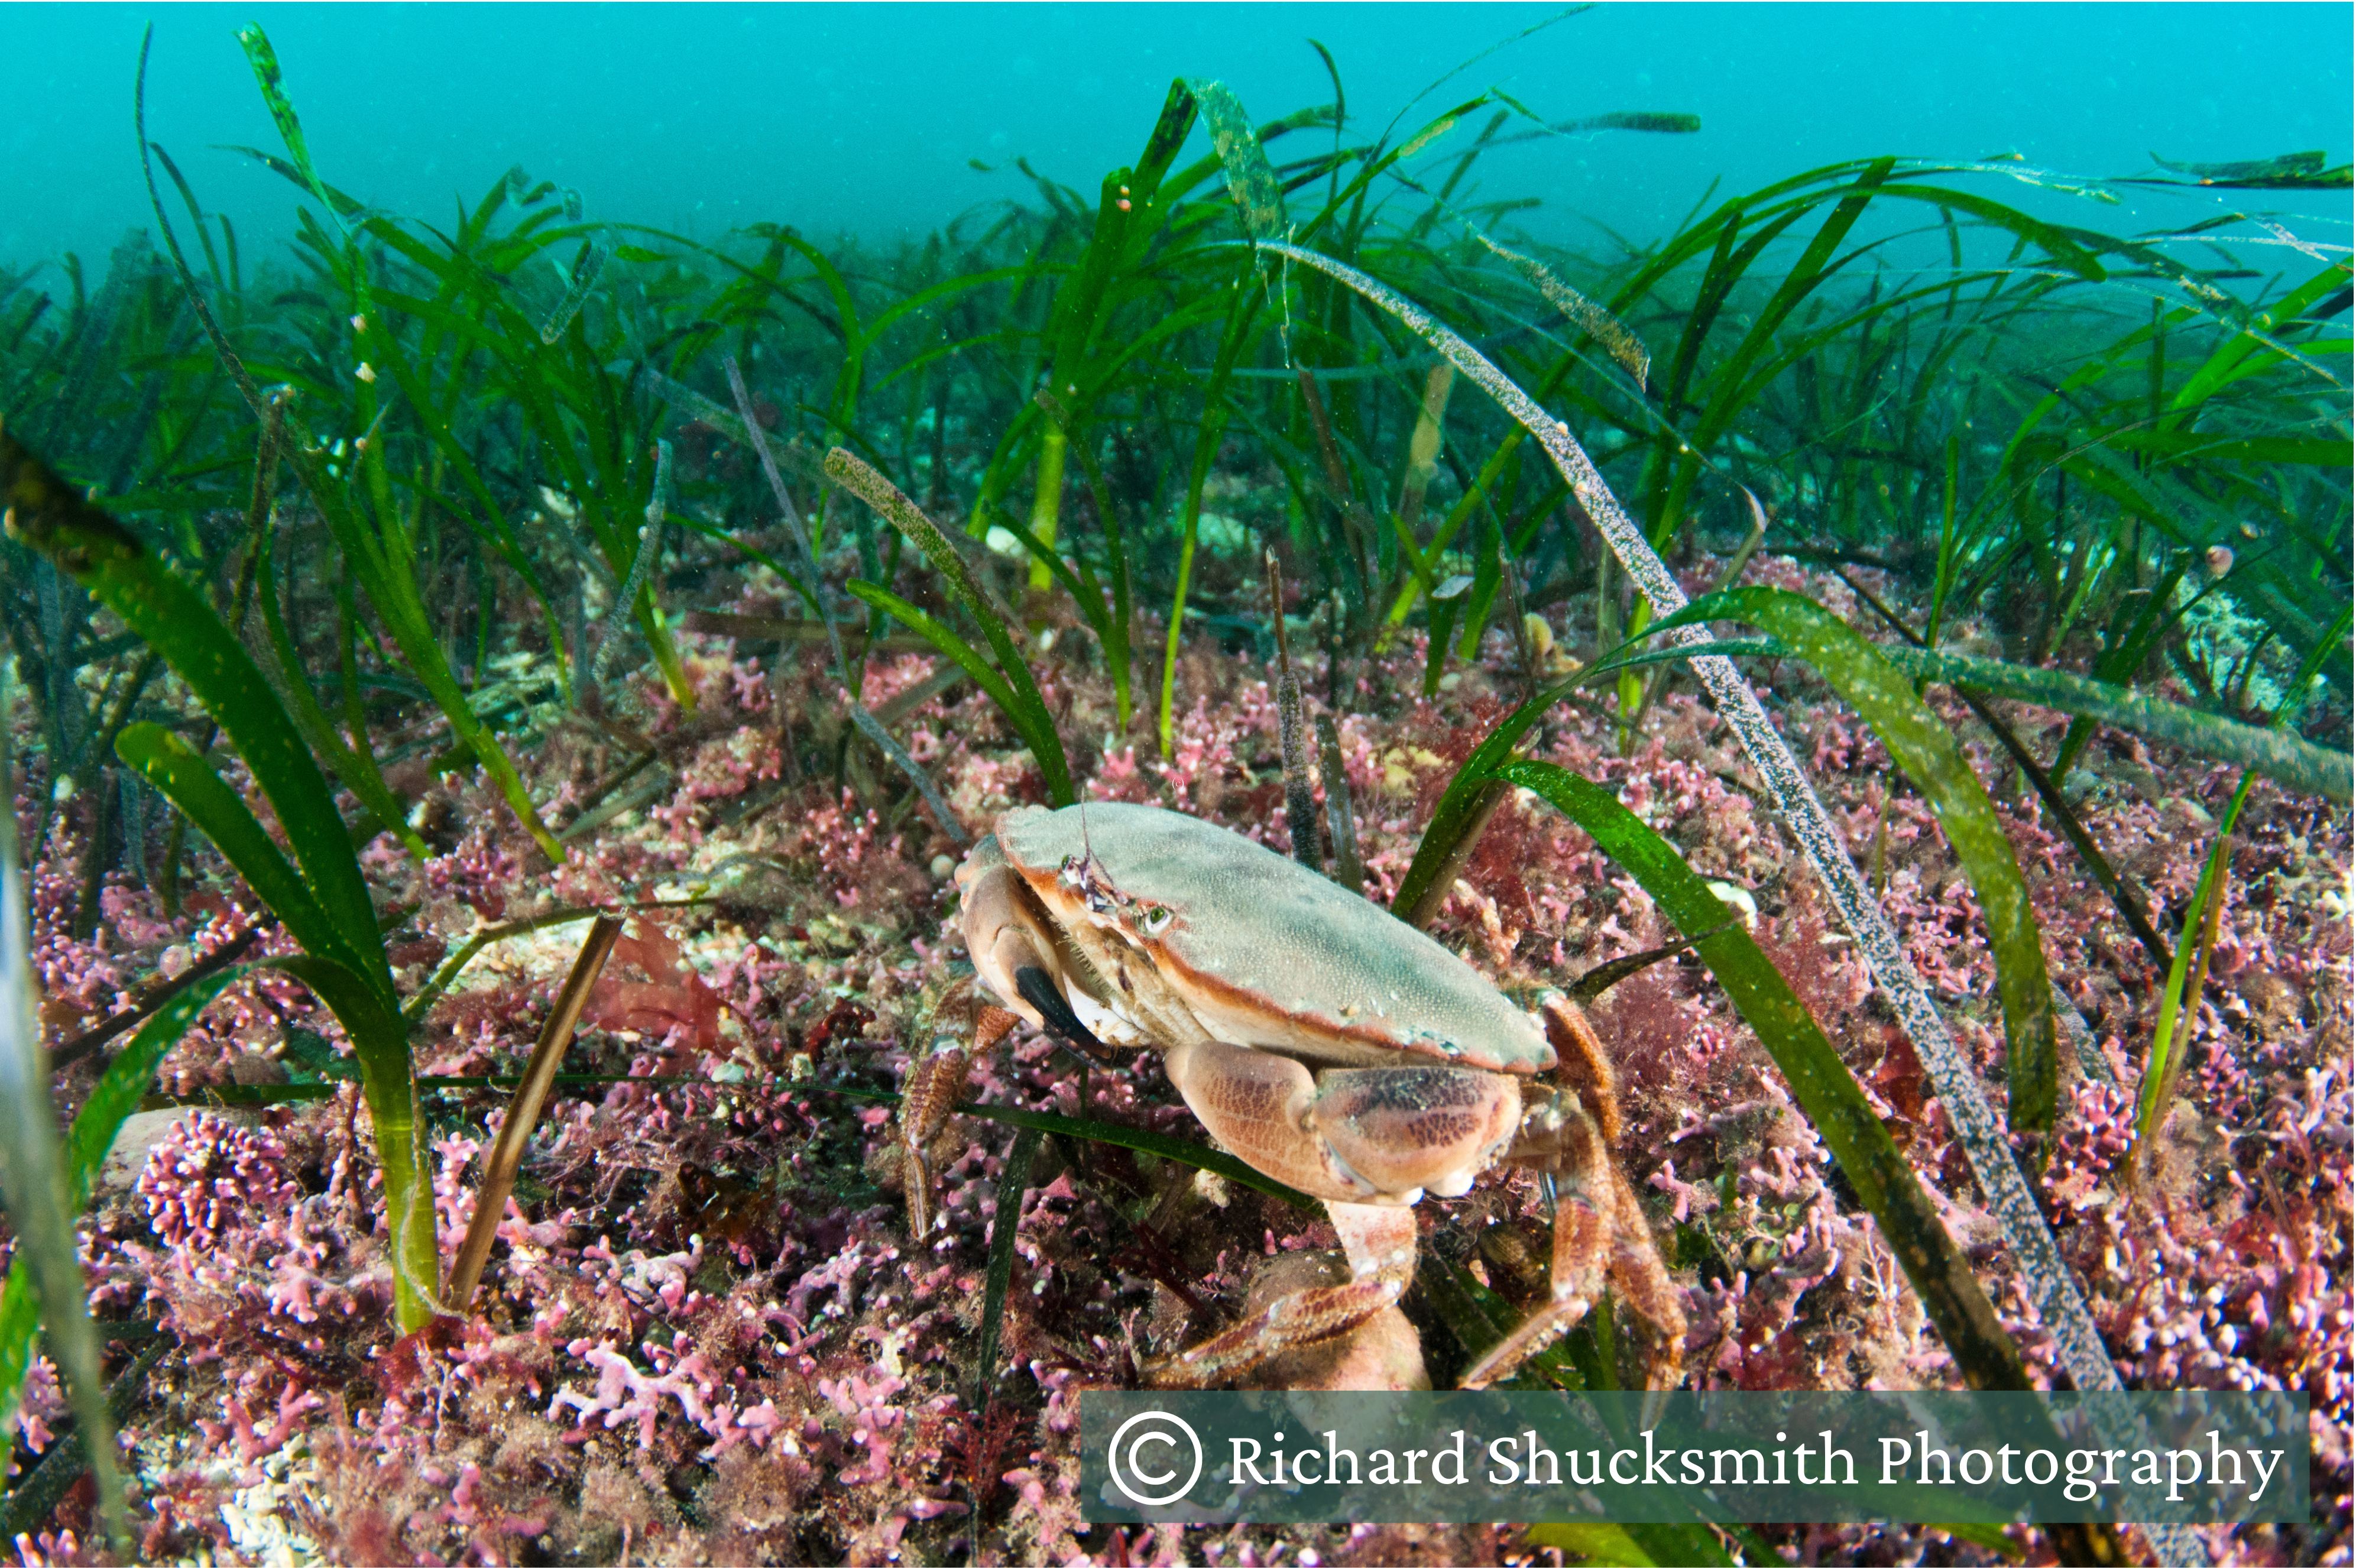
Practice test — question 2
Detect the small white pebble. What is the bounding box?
[931,854,956,879]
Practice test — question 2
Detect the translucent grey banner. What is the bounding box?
[1080,1391,2308,1525]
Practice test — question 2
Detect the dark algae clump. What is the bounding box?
[0,10,2348,1564]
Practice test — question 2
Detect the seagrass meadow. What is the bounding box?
[0,8,2350,1564]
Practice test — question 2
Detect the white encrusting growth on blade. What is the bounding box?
[587,438,672,689]
[727,364,970,846]
[1258,240,2200,1568]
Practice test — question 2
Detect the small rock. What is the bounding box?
[229,1052,289,1087]
[97,1109,200,1194]
[930,854,957,880]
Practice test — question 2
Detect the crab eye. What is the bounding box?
[1138,905,1172,935]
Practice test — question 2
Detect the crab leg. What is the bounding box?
[1146,1201,1420,1389]
[899,980,1020,1239]
[1459,1138,1613,1388]
[1461,1006,1690,1389]
[1606,1161,1689,1392]
[1463,1157,1686,1391]
[1146,1035,1520,1386]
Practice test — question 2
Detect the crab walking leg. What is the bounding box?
[1463,994,1686,1388]
[1466,1098,1689,1390]
[1606,1162,1690,1392]
[1459,1003,1690,1389]
[1460,1160,1687,1391]
[1149,1201,1422,1389]
[898,983,1020,1238]
[1148,1036,1520,1386]
[1541,995,1622,1143]
[1460,1158,1613,1389]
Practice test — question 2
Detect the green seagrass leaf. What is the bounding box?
[1493,758,2035,1397]
[0,852,131,1549]
[973,1126,1040,1407]
[1393,672,1583,925]
[0,969,243,1435]
[115,725,357,977]
[235,24,348,240]
[6,422,391,982]
[1647,588,2060,1161]
[830,450,1074,805]
[1615,631,2350,804]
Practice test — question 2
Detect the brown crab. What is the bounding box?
[899,801,1686,1391]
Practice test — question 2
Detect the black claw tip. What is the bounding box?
[1013,965,1115,1064]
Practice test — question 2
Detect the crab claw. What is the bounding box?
[1014,965,1118,1065]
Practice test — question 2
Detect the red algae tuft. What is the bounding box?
[7,548,2345,1564]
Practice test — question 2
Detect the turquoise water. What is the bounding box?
[6,2,2348,267]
